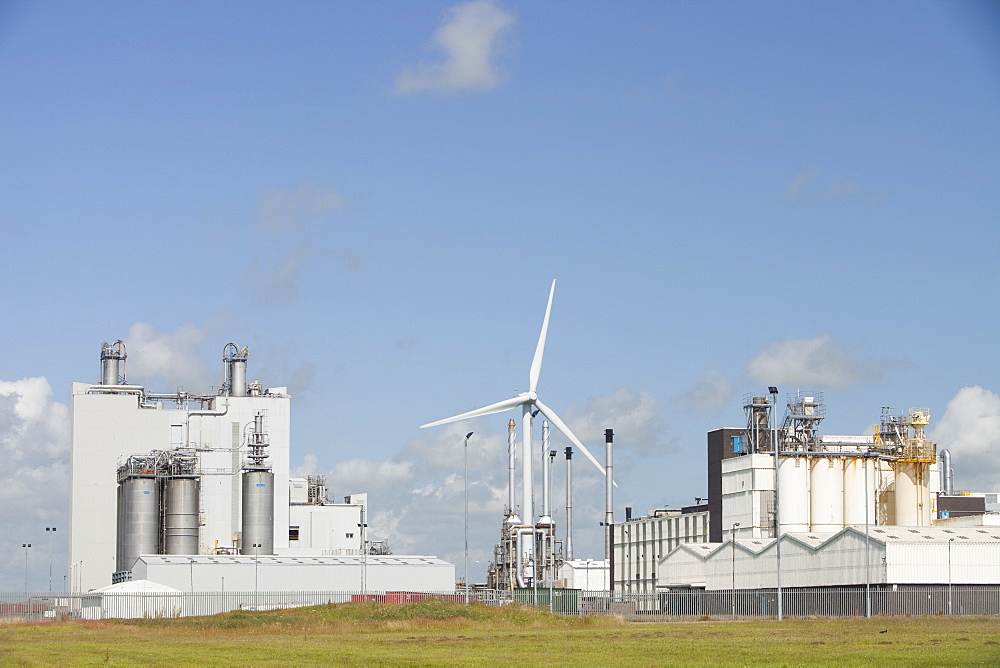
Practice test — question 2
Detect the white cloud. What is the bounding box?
[258,184,342,232]
[746,334,885,388]
[783,168,879,204]
[125,322,213,390]
[562,388,670,457]
[674,371,735,413]
[930,386,1000,492]
[396,0,515,94]
[244,247,312,305]
[784,167,819,199]
[0,377,70,591]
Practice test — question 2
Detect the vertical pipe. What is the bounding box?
[541,422,551,522]
[605,428,614,594]
[565,447,573,561]
[522,404,534,586]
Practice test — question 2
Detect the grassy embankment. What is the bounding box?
[2,600,999,666]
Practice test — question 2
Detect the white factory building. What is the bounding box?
[659,526,1000,590]
[68,340,454,593]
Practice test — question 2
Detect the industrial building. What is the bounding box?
[614,390,997,596]
[612,505,709,594]
[69,340,453,593]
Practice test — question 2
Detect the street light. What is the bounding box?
[45,527,56,594]
[22,543,32,597]
[948,538,955,615]
[731,522,741,620]
[464,431,474,605]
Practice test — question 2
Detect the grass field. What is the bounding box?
[2,601,999,666]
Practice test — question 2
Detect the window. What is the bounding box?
[289,526,300,541]
[346,533,354,538]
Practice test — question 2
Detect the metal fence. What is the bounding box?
[2,585,999,622]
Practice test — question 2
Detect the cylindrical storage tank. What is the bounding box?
[115,482,125,571]
[809,457,844,532]
[163,476,200,555]
[102,356,120,385]
[242,469,274,555]
[894,461,921,526]
[230,359,247,397]
[843,457,875,526]
[778,456,809,533]
[118,475,160,572]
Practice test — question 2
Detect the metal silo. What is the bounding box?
[242,469,274,555]
[118,474,160,572]
[242,410,274,555]
[100,340,126,385]
[163,475,200,555]
[223,343,249,397]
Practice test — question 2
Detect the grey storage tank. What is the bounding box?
[118,473,160,572]
[241,469,274,555]
[163,475,200,555]
[241,410,274,555]
[100,340,126,385]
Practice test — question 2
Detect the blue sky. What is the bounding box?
[1,0,998,590]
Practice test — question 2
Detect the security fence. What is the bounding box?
[2,585,999,622]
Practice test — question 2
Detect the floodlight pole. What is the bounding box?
[948,538,955,615]
[864,452,872,618]
[731,523,740,620]
[22,543,32,598]
[45,527,56,594]
[464,431,473,605]
[769,386,782,621]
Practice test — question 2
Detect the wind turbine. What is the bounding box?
[421,279,612,530]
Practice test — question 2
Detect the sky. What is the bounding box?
[1,0,998,591]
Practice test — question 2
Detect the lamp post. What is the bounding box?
[769,385,782,621]
[948,537,955,615]
[464,431,473,605]
[731,522,740,620]
[22,543,32,597]
[45,527,56,594]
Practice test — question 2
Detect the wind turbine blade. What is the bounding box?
[534,398,617,488]
[529,279,556,393]
[420,395,527,429]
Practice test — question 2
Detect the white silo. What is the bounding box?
[894,461,931,525]
[778,456,810,532]
[809,457,844,532]
[843,456,875,526]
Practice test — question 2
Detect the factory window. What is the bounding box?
[289,526,300,541]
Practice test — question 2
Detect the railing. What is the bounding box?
[2,585,999,622]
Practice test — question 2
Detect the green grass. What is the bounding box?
[2,600,999,666]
